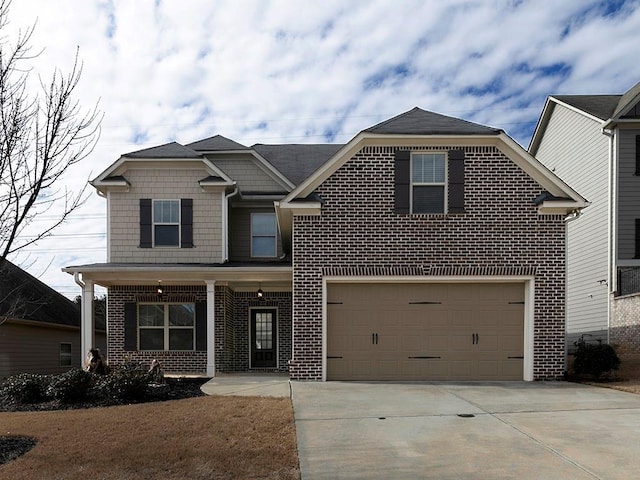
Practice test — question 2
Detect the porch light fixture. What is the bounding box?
[257,283,264,299]
[157,281,163,296]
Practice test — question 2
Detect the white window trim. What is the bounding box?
[410,152,448,214]
[251,212,277,258]
[138,302,196,351]
[152,199,181,247]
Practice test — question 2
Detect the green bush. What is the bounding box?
[46,369,94,402]
[0,373,50,404]
[573,337,621,379]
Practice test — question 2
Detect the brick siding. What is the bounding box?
[290,145,567,380]
[611,293,640,352]
[107,284,291,374]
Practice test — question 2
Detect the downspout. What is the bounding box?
[222,186,239,262]
[602,127,614,345]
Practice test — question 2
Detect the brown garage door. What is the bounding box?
[327,283,524,381]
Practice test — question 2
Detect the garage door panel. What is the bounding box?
[327,282,525,381]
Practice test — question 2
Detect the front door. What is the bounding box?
[251,309,277,368]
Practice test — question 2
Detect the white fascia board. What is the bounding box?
[277,201,322,216]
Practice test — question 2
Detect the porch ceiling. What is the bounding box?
[62,263,292,289]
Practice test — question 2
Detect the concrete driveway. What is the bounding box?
[291,381,640,480]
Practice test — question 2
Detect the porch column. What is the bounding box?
[80,279,95,368]
[206,280,216,377]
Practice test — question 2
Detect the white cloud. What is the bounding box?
[4,0,640,297]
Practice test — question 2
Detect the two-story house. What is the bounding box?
[64,107,585,381]
[530,81,640,352]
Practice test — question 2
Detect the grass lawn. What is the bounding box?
[0,395,299,479]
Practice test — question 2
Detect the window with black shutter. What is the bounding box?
[139,198,193,248]
[411,153,446,214]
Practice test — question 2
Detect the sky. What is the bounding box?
[4,0,640,299]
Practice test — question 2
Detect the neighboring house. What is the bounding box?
[64,107,586,381]
[530,81,640,352]
[0,260,106,379]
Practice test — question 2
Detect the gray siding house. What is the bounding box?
[0,260,106,379]
[65,108,585,381]
[530,81,640,352]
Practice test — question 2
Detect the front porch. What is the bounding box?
[63,263,292,376]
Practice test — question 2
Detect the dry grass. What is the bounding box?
[0,396,300,479]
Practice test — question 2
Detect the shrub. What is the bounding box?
[92,362,151,402]
[573,337,621,379]
[0,373,50,404]
[46,369,94,402]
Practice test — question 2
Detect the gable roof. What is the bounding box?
[123,141,202,159]
[551,95,621,121]
[0,260,80,328]
[252,144,343,185]
[187,135,248,152]
[364,107,502,136]
[529,80,640,154]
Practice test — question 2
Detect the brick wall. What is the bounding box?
[108,284,292,375]
[107,285,208,374]
[610,293,640,352]
[291,145,567,380]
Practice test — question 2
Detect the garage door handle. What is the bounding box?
[472,333,479,344]
[327,356,343,359]
[408,356,441,359]
[508,356,524,359]
[372,333,379,344]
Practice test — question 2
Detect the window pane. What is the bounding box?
[413,154,445,183]
[252,237,276,257]
[169,304,195,326]
[169,329,194,350]
[155,225,179,246]
[140,329,164,350]
[60,343,72,354]
[413,185,445,213]
[255,312,273,350]
[139,305,164,326]
[252,214,276,235]
[154,200,179,223]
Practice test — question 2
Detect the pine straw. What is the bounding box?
[0,395,300,479]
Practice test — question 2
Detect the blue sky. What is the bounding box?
[6,0,640,297]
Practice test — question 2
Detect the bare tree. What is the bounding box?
[0,0,101,267]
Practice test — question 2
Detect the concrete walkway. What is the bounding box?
[200,373,290,397]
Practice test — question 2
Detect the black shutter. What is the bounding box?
[394,150,411,214]
[139,199,152,248]
[181,198,194,248]
[195,301,207,351]
[124,302,138,351]
[636,136,640,176]
[448,149,465,213]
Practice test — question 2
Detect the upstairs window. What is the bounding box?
[411,153,446,214]
[251,213,277,257]
[153,200,180,246]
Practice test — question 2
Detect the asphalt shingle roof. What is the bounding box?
[253,144,344,185]
[0,260,80,328]
[363,107,502,135]
[553,95,621,121]
[187,135,248,151]
[123,142,202,159]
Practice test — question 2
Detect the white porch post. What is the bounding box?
[206,280,216,377]
[81,279,95,367]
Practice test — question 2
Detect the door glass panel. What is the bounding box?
[255,312,273,350]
